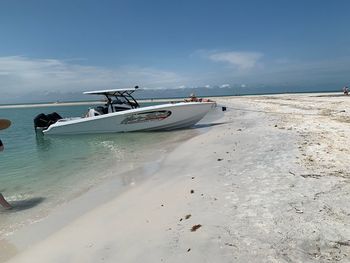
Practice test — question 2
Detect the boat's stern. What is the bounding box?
[33,112,63,133]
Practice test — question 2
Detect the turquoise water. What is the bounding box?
[0,103,206,236]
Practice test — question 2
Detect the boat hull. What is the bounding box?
[43,102,216,135]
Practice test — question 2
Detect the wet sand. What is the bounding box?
[5,93,350,262]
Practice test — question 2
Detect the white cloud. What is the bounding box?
[2,53,350,103]
[0,56,185,94]
[220,84,230,88]
[208,51,263,70]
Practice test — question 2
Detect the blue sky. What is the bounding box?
[0,0,350,101]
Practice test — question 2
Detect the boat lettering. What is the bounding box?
[121,111,171,124]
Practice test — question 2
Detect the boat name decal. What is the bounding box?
[121,110,172,124]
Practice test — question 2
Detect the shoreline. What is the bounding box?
[0,132,200,262]
[0,109,220,262]
[4,93,350,262]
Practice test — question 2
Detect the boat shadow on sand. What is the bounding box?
[191,122,228,129]
[1,197,45,213]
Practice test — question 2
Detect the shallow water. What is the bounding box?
[0,103,225,237]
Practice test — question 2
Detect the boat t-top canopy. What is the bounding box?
[83,86,140,110]
[83,86,139,96]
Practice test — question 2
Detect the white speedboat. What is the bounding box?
[34,87,216,135]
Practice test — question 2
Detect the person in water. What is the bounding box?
[0,119,12,209]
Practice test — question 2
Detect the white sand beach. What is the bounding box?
[3,93,350,262]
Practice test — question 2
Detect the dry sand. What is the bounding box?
[5,93,350,262]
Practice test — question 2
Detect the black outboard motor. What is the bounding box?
[47,112,62,123]
[34,112,62,132]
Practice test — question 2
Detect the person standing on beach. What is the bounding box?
[0,119,12,209]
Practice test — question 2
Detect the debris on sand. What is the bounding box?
[185,214,191,219]
[190,189,194,194]
[217,158,223,161]
[225,243,236,247]
[294,208,304,214]
[334,240,350,247]
[300,174,322,179]
[191,224,202,232]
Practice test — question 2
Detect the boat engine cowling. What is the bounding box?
[34,112,62,131]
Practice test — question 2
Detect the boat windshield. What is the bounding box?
[112,97,128,105]
[107,93,139,110]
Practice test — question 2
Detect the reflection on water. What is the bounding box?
[34,133,51,152]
